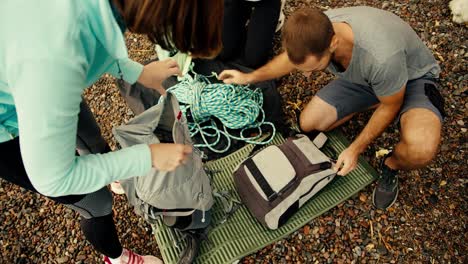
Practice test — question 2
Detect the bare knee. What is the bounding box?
[299,96,337,132]
[299,112,330,132]
[399,108,441,168]
[403,140,439,168]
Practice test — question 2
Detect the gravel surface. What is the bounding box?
[1,0,466,263]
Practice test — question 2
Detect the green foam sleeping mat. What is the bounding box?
[152,130,378,264]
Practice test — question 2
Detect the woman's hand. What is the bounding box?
[149,143,192,171]
[218,70,252,85]
[138,59,181,95]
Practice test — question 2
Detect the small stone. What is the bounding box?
[353,246,362,257]
[56,256,69,264]
[365,243,375,251]
[312,227,319,235]
[335,228,342,236]
[319,227,326,234]
[377,244,388,255]
[359,193,367,202]
[428,194,439,204]
[359,220,370,228]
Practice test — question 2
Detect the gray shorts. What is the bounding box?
[316,78,444,123]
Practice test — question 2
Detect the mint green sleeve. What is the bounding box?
[107,58,144,84]
[11,59,152,197]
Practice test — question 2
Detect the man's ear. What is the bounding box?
[329,35,339,53]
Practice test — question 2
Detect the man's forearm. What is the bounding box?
[350,104,401,153]
[248,52,296,83]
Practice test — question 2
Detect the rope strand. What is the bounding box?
[162,68,276,153]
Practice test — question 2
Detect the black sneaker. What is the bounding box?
[372,154,399,209]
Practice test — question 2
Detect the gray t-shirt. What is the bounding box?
[325,6,440,96]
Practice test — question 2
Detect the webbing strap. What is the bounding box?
[244,158,277,201]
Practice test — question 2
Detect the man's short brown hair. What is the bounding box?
[282,8,335,64]
[113,0,223,58]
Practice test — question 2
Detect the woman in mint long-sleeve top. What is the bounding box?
[0,0,223,263]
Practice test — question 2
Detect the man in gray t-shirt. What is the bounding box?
[218,6,444,210]
[324,7,440,97]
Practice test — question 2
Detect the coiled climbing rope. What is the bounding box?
[163,70,276,153]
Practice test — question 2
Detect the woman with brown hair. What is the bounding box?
[0,0,223,263]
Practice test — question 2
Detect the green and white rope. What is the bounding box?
[162,69,276,153]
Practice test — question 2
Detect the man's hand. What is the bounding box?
[149,143,192,171]
[334,85,406,176]
[218,52,295,84]
[137,59,181,95]
[218,70,251,85]
[334,146,360,176]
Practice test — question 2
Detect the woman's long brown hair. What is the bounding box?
[113,0,223,58]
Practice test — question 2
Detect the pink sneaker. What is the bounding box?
[110,181,125,195]
[103,248,163,264]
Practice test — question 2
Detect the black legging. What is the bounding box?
[219,0,281,68]
[0,100,123,258]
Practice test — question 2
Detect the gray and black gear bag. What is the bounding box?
[113,92,213,230]
[233,133,336,230]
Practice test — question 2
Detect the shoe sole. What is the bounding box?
[110,182,126,195]
[372,186,399,210]
[177,232,201,264]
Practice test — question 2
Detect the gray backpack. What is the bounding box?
[233,133,336,230]
[113,92,213,230]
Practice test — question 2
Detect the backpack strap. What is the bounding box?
[244,158,278,201]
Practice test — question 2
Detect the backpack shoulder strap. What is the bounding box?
[244,158,278,201]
